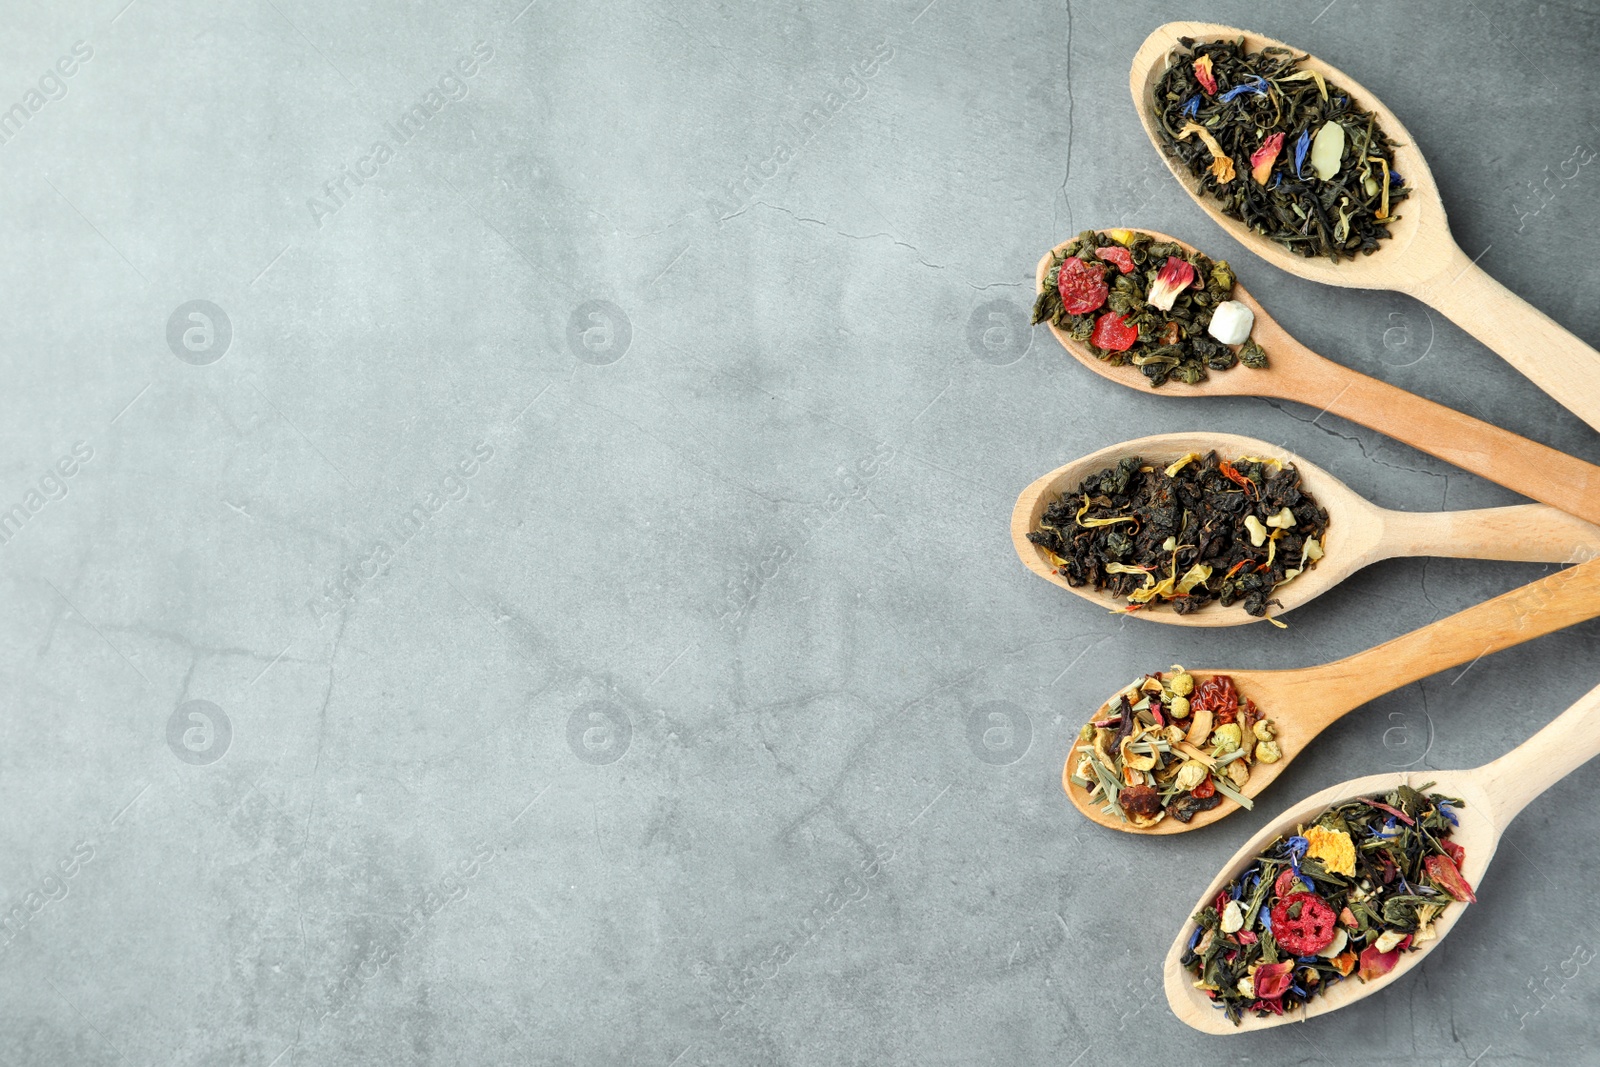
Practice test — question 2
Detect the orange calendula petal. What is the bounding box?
[1250,132,1286,185]
[1178,121,1236,184]
[1193,55,1217,95]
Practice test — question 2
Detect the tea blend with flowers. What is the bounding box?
[1182,785,1474,1024]
[1027,450,1327,619]
[1068,668,1280,827]
[1151,38,1410,262]
[1032,229,1268,388]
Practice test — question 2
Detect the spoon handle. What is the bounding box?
[1279,359,1600,528]
[1413,247,1600,436]
[1375,504,1600,565]
[1310,557,1600,711]
[1474,678,1600,827]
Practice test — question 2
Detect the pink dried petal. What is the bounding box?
[1145,257,1196,312]
[1253,960,1294,1000]
[1250,133,1286,184]
[1358,944,1400,982]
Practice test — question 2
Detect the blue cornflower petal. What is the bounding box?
[1181,95,1201,117]
[1190,927,1204,951]
[1218,76,1268,103]
[1437,800,1460,825]
[1293,129,1312,177]
[1390,171,1405,186]
[1261,910,1273,932]
[1273,173,1283,188]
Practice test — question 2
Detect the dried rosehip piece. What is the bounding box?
[1270,891,1338,955]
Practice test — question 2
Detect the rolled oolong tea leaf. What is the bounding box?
[1026,450,1329,620]
[1032,229,1266,388]
[1151,38,1411,263]
[1066,668,1278,828]
[1180,786,1472,1025]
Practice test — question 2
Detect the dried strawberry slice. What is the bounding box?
[1273,868,1302,899]
[1090,311,1138,352]
[1270,891,1337,955]
[1095,245,1135,274]
[1057,256,1109,315]
[1442,840,1466,868]
[1423,853,1478,903]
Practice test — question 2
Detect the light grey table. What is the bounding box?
[2,1,1598,1063]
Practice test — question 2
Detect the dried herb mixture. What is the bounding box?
[1069,668,1279,828]
[1182,785,1474,1024]
[1032,229,1267,388]
[1151,37,1411,262]
[1028,450,1328,620]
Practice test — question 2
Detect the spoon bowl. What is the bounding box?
[1165,677,1600,1032]
[1035,231,1600,527]
[1063,557,1600,833]
[1129,23,1441,287]
[1128,23,1600,433]
[1013,431,1600,626]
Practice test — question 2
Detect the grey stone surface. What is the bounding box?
[2,0,1599,1063]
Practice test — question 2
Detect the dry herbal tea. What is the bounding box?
[1032,228,1268,388]
[1150,38,1410,262]
[1181,785,1474,1024]
[1027,450,1327,620]
[1067,668,1278,827]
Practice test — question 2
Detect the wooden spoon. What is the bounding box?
[1015,432,1600,626]
[1035,233,1600,527]
[1164,676,1600,1033]
[1064,556,1600,834]
[1129,22,1600,434]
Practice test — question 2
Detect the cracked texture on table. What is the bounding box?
[1,1,1598,1064]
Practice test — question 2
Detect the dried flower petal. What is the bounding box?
[1250,132,1285,184]
[1145,256,1197,312]
[1357,943,1400,981]
[1252,960,1294,1000]
[1193,54,1217,95]
[1218,75,1268,103]
[1177,122,1236,184]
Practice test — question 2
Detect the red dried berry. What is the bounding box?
[1270,891,1338,956]
[1095,245,1135,274]
[1057,256,1109,315]
[1273,868,1300,899]
[1191,777,1215,799]
[1091,311,1138,352]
